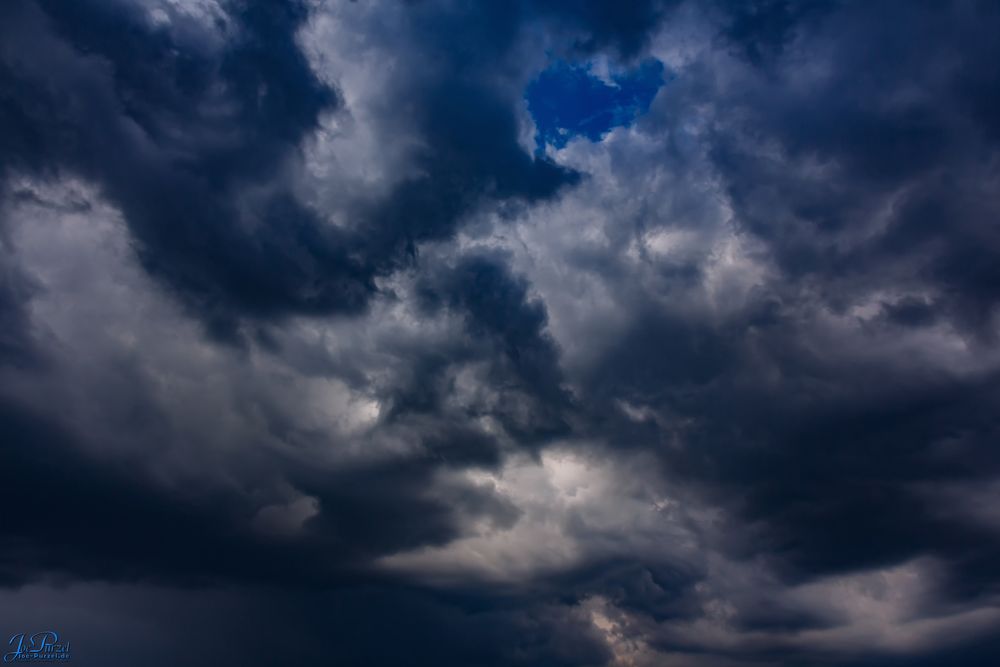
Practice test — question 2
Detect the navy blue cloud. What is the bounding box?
[0,0,579,340]
[2,1,1000,666]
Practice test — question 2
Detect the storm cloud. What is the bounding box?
[1,1,1000,665]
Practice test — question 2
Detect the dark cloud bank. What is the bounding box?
[1,1,1000,665]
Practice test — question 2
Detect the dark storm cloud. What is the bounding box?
[0,392,529,588]
[0,400,252,586]
[575,302,1000,587]
[0,0,626,585]
[0,0,579,339]
[532,0,672,57]
[360,76,577,263]
[660,344,1000,577]
[0,583,613,667]
[414,254,572,441]
[641,0,1000,590]
[708,0,1000,333]
[1,0,368,338]
[2,0,1000,665]
[0,250,36,366]
[718,0,838,65]
[535,1,1000,659]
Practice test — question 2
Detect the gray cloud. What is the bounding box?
[1,1,1000,665]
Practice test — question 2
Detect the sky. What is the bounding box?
[1,1,1000,665]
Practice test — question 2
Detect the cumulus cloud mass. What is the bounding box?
[2,1,1000,665]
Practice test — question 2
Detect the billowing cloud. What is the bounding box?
[1,1,999,665]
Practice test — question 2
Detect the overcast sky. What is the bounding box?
[2,1,1000,665]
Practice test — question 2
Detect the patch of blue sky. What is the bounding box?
[525,58,665,153]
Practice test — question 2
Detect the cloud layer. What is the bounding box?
[1,1,999,665]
